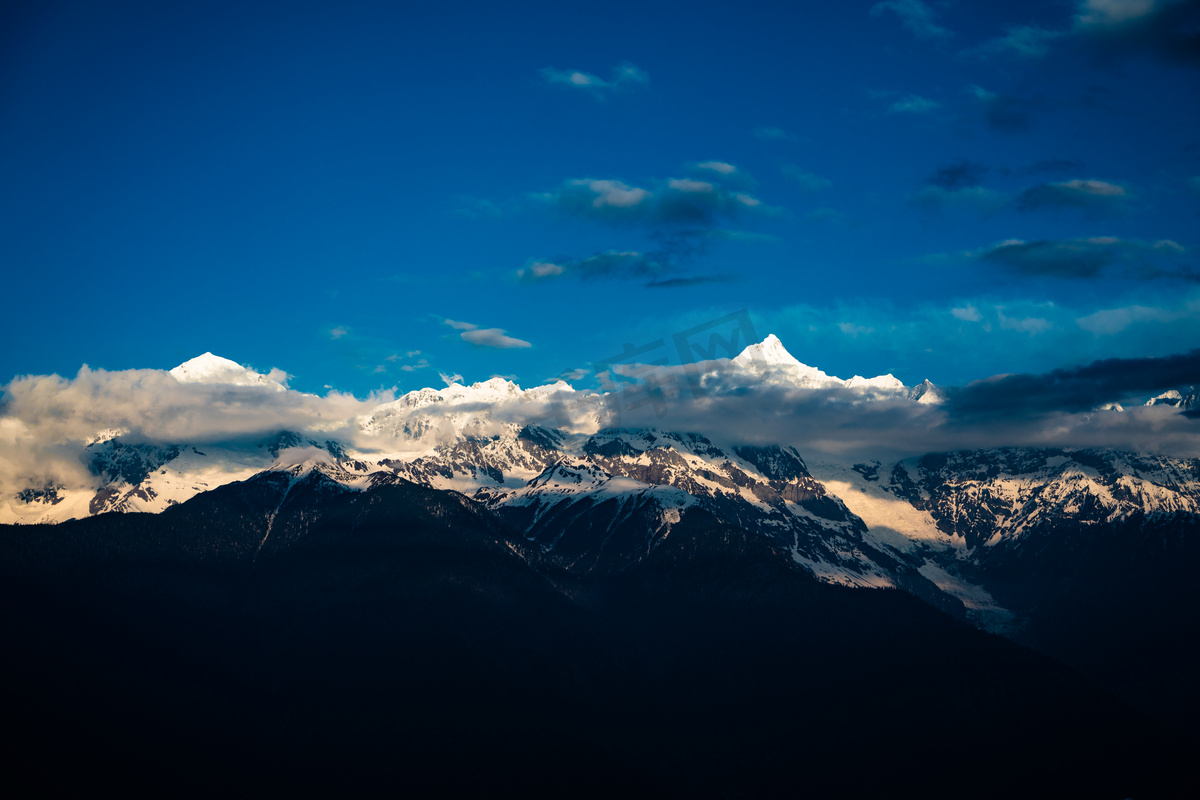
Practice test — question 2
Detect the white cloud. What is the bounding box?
[329,326,349,339]
[0,364,385,500]
[576,179,651,208]
[838,322,874,337]
[1076,304,1183,334]
[439,372,463,386]
[460,328,533,349]
[668,178,716,193]
[525,261,565,278]
[952,305,983,322]
[997,307,1053,335]
[696,161,737,175]
[444,318,532,349]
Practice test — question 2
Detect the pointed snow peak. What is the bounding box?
[733,334,843,387]
[169,353,286,391]
[1145,387,1199,410]
[171,352,241,376]
[734,333,803,368]
[908,379,944,405]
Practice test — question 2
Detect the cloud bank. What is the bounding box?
[5,345,1200,503]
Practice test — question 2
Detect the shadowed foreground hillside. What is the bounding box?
[1,476,1187,797]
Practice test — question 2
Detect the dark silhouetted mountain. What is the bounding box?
[0,472,1188,797]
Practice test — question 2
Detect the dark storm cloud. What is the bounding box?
[970,1,1200,66]
[644,275,736,289]
[1076,0,1200,66]
[1014,179,1130,214]
[945,349,1200,419]
[596,358,1200,460]
[975,236,1196,280]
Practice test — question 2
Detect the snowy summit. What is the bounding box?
[170,353,286,391]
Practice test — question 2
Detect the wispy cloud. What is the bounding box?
[1076,303,1189,334]
[967,25,1064,59]
[1014,179,1130,215]
[927,159,989,190]
[870,0,954,40]
[888,94,941,113]
[540,62,649,97]
[644,275,736,289]
[754,126,798,141]
[911,185,1006,213]
[522,164,772,285]
[518,249,704,286]
[968,85,1046,133]
[973,236,1196,280]
[536,173,764,226]
[782,165,832,191]
[443,318,532,349]
[970,0,1200,65]
[1017,158,1087,175]
[461,329,532,349]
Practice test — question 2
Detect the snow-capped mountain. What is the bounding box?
[170,352,287,391]
[731,333,928,396]
[5,335,1200,754]
[1145,386,1199,411]
[5,336,1197,635]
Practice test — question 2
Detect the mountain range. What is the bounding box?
[2,336,1196,795]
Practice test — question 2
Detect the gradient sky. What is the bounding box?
[3,0,1198,396]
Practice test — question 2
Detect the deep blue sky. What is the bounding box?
[3,0,1198,395]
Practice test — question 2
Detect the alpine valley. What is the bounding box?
[2,337,1196,797]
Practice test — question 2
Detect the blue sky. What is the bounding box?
[3,0,1198,396]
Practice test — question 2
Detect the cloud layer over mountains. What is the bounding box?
[3,340,1199,501]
